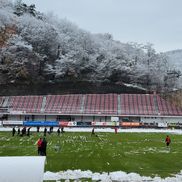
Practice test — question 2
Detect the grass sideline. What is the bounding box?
[0,131,182,178]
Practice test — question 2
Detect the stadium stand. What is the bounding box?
[44,94,82,114]
[1,94,182,116]
[8,96,43,113]
[83,94,118,114]
[120,94,158,115]
[156,95,182,116]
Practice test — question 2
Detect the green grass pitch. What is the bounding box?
[0,131,182,178]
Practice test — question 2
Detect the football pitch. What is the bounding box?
[0,131,182,178]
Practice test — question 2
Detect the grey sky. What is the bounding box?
[22,0,182,52]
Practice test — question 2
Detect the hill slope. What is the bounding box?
[0,0,181,94]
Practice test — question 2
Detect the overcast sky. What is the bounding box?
[22,0,182,52]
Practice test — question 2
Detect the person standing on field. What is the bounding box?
[91,128,95,135]
[41,138,47,156]
[27,127,31,136]
[12,127,16,136]
[61,127,64,133]
[37,138,42,155]
[114,127,118,134]
[57,128,60,136]
[17,127,20,136]
[165,135,171,147]
[44,127,47,136]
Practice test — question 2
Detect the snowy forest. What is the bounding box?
[0,0,181,95]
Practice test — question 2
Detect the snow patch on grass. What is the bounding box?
[44,169,182,181]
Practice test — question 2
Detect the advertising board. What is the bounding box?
[3,120,23,126]
[23,121,58,126]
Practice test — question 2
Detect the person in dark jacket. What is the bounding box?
[41,137,47,156]
[12,127,16,136]
[17,127,20,136]
[57,128,60,136]
[21,127,26,136]
[48,126,54,134]
[44,127,47,136]
[50,126,53,133]
[27,127,31,136]
[61,127,64,133]
[91,128,95,135]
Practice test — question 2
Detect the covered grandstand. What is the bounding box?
[0,94,182,128]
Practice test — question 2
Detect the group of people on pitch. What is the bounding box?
[36,134,171,158]
[37,137,47,156]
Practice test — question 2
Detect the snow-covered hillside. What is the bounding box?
[0,0,181,92]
